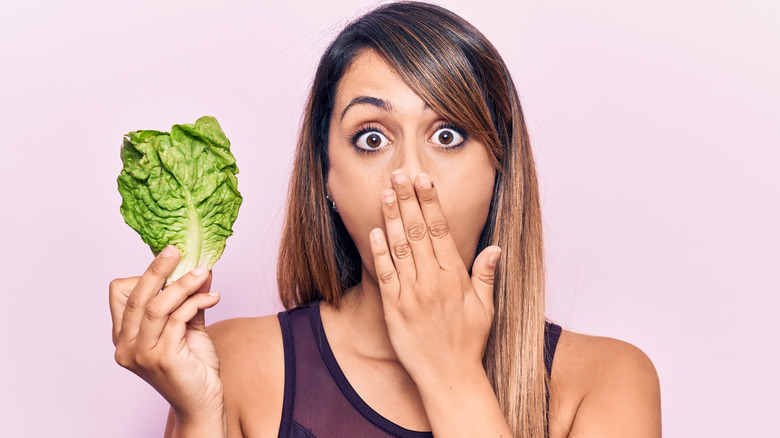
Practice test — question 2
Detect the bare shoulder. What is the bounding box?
[207,314,283,358]
[549,329,661,438]
[207,314,285,437]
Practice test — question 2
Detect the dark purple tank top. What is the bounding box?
[277,301,562,438]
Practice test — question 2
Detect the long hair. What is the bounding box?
[277,2,547,436]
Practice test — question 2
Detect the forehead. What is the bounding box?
[334,50,425,112]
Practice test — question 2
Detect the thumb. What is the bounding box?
[470,246,501,311]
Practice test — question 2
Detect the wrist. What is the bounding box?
[173,406,227,438]
[410,358,487,391]
[413,365,511,437]
[412,360,491,408]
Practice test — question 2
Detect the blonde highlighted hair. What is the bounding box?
[277,2,547,436]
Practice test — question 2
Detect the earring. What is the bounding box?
[326,193,338,212]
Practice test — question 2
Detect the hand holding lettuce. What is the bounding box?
[117,116,242,284]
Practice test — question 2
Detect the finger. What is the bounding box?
[182,274,213,332]
[470,246,501,314]
[120,245,180,342]
[109,276,139,345]
[136,267,212,350]
[161,290,221,347]
[370,228,401,306]
[391,169,437,274]
[414,173,465,271]
[381,188,416,282]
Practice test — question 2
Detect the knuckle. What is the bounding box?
[169,301,197,325]
[392,242,412,259]
[385,209,401,221]
[114,347,134,369]
[180,271,206,289]
[419,192,437,205]
[477,271,496,286]
[373,245,390,258]
[143,304,165,322]
[108,278,124,292]
[147,260,166,278]
[125,294,142,312]
[134,353,150,369]
[428,220,450,239]
[134,350,160,370]
[396,189,414,201]
[379,270,396,285]
[406,221,428,241]
[109,277,137,297]
[171,277,191,292]
[167,310,187,326]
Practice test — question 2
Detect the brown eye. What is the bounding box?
[431,126,465,147]
[367,134,382,148]
[438,131,453,145]
[355,130,389,150]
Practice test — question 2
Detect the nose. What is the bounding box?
[390,135,427,182]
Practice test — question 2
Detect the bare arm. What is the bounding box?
[568,339,661,437]
[550,333,662,438]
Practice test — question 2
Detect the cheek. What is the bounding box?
[438,170,495,267]
[327,159,387,268]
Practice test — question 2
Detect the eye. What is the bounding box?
[353,129,390,151]
[430,124,466,148]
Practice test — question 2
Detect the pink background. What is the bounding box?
[1,0,778,436]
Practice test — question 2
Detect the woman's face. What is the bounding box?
[327,49,496,279]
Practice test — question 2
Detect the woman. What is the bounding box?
[110,2,661,437]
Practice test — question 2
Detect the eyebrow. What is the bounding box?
[339,96,432,121]
[340,96,392,121]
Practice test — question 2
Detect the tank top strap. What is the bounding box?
[543,319,563,431]
[277,306,297,438]
[544,320,563,378]
[277,302,433,438]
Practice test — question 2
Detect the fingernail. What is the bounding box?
[371,228,383,243]
[161,245,177,258]
[488,248,502,267]
[192,265,207,276]
[382,189,395,204]
[417,173,431,189]
[392,169,407,185]
[208,290,219,297]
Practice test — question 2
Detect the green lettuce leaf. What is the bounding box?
[117,116,242,284]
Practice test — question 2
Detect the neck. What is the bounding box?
[325,266,398,362]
